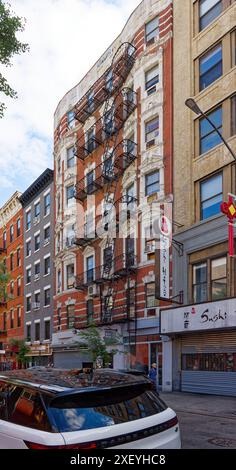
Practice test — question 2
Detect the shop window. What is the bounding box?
[182,353,236,372]
[193,262,207,303]
[200,172,222,220]
[211,256,227,300]
[199,43,222,91]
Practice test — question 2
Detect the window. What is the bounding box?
[145,65,159,94]
[26,240,31,257]
[126,238,135,267]
[10,310,14,329]
[193,262,207,303]
[10,281,14,296]
[57,308,62,330]
[3,231,6,249]
[145,16,159,44]
[145,117,159,147]
[231,95,236,136]
[35,322,40,341]
[67,304,75,329]
[87,90,94,113]
[44,193,51,216]
[199,106,222,154]
[145,171,160,196]
[87,299,94,324]
[26,296,31,312]
[200,172,222,220]
[66,185,74,207]
[199,0,222,31]
[10,225,14,243]
[34,202,40,218]
[104,110,113,136]
[106,69,113,92]
[127,183,135,208]
[211,256,227,300]
[17,307,21,327]
[44,288,50,307]
[86,170,94,194]
[10,253,14,271]
[199,44,222,91]
[26,267,31,284]
[146,283,158,314]
[67,146,75,168]
[35,291,41,307]
[67,110,75,130]
[57,270,62,293]
[44,257,50,276]
[45,320,50,340]
[26,210,31,231]
[26,324,31,341]
[3,313,7,331]
[16,218,21,237]
[86,255,94,283]
[103,246,113,271]
[35,262,40,277]
[35,233,40,251]
[67,264,75,289]
[87,128,95,153]
[44,225,50,243]
[16,248,21,267]
[17,278,21,297]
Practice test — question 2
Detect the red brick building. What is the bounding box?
[52,0,173,383]
[0,192,24,369]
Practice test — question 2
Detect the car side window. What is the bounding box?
[0,381,9,421]
[7,387,52,432]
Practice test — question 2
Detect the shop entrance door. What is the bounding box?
[150,342,162,390]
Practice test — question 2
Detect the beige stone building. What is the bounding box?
[161,0,236,396]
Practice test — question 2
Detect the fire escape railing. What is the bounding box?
[74,253,137,291]
[74,43,136,124]
[74,89,137,161]
[74,139,137,202]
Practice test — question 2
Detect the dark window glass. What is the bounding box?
[145,118,159,143]
[103,246,113,271]
[49,389,166,432]
[145,171,160,196]
[57,308,61,329]
[16,248,20,267]
[145,66,159,93]
[10,310,14,329]
[34,202,40,218]
[16,218,21,237]
[44,289,50,307]
[35,262,40,276]
[211,256,227,300]
[87,128,95,153]
[17,278,21,297]
[199,0,222,31]
[193,262,207,303]
[67,110,75,130]
[26,211,31,231]
[106,69,113,92]
[87,299,94,324]
[200,106,222,155]
[45,320,50,340]
[200,172,222,219]
[86,171,94,194]
[182,353,235,372]
[10,253,14,271]
[35,322,40,341]
[26,324,31,341]
[126,238,135,266]
[26,296,31,312]
[26,267,31,284]
[44,226,50,241]
[66,264,74,289]
[3,231,7,249]
[66,185,74,206]
[17,308,21,327]
[86,256,94,283]
[44,193,51,216]
[199,43,222,90]
[44,257,50,276]
[10,225,14,243]
[35,234,40,251]
[26,240,31,257]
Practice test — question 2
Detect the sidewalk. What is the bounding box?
[160,392,236,449]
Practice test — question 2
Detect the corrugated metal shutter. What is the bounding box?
[182,371,236,397]
[180,330,236,396]
[181,330,236,353]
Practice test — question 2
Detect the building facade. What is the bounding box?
[19,169,54,366]
[0,192,24,369]
[161,0,236,395]
[52,0,174,380]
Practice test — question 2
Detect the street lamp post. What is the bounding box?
[185,98,236,161]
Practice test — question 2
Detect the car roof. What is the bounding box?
[0,368,150,396]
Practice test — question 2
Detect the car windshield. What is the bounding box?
[47,386,167,432]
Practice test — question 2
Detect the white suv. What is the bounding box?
[0,368,181,449]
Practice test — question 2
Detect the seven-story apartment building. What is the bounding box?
[52,0,173,381]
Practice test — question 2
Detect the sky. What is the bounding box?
[0,0,141,207]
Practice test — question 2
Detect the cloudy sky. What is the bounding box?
[0,0,141,206]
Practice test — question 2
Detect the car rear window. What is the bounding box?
[48,386,167,432]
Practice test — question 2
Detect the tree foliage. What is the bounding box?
[9,339,30,365]
[0,259,9,303]
[78,325,123,368]
[0,1,29,117]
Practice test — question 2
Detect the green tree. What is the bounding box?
[0,1,29,117]
[0,259,9,304]
[77,325,123,368]
[9,339,30,366]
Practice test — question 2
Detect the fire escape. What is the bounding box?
[73,43,138,346]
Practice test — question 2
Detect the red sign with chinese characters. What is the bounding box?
[221,196,236,257]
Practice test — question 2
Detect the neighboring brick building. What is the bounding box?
[161,0,236,395]
[0,192,24,369]
[19,169,54,366]
[53,0,174,383]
